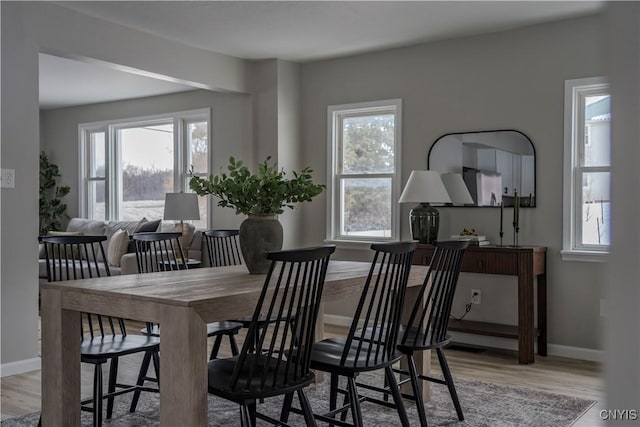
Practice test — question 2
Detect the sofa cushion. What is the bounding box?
[66,218,107,236]
[39,258,120,279]
[107,229,130,267]
[45,231,83,259]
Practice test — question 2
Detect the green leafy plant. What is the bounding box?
[189,156,324,215]
[39,151,71,235]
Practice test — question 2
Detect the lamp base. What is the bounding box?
[409,203,440,244]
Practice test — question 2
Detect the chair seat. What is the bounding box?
[140,321,243,337]
[310,337,403,375]
[80,334,160,361]
[208,354,315,402]
[397,326,452,352]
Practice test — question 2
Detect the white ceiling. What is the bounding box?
[41,1,604,109]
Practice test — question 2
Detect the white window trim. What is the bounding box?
[562,77,609,262]
[78,108,211,225]
[325,99,402,247]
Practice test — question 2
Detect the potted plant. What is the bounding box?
[39,151,71,235]
[189,156,324,274]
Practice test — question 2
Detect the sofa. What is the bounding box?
[39,217,204,282]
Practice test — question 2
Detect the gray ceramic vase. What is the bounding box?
[239,214,283,274]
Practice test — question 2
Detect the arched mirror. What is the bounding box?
[428,130,535,207]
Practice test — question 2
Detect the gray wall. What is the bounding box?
[1,2,41,369]
[300,15,606,351]
[40,89,253,229]
[0,1,253,370]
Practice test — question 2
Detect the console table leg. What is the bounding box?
[518,253,535,364]
[537,272,548,356]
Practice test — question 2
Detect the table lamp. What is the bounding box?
[398,170,451,244]
[163,192,200,258]
[441,173,474,206]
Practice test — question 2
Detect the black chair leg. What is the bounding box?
[280,392,294,423]
[129,351,152,413]
[340,381,350,423]
[298,388,318,427]
[406,353,428,427]
[106,357,118,419]
[248,401,257,426]
[346,377,363,427]
[239,404,252,427]
[209,335,223,360]
[437,347,464,421]
[152,350,160,384]
[385,366,410,427]
[93,364,103,427]
[229,333,240,355]
[329,373,339,427]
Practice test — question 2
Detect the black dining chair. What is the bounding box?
[299,241,417,427]
[201,230,245,360]
[207,245,335,427]
[203,229,243,267]
[38,235,160,427]
[131,231,187,272]
[393,239,469,426]
[203,229,283,355]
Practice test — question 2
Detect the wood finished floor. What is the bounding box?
[1,323,604,425]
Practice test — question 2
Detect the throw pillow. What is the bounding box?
[106,229,130,267]
[134,218,161,233]
[160,222,196,256]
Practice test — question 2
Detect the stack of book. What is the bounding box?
[450,234,491,246]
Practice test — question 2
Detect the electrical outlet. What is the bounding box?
[0,168,15,189]
[471,289,481,304]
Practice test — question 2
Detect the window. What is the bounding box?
[80,109,210,229]
[327,100,402,243]
[563,77,610,261]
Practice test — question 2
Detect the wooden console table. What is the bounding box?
[413,244,547,364]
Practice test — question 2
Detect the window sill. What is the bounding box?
[323,239,398,251]
[560,249,609,263]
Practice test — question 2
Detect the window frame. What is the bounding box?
[562,77,610,262]
[79,108,211,227]
[326,99,402,245]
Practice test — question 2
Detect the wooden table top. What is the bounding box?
[41,261,428,308]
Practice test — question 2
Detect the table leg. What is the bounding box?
[400,285,431,402]
[159,305,208,426]
[41,288,81,426]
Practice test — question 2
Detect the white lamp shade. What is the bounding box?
[398,170,451,204]
[163,192,200,221]
[441,173,474,205]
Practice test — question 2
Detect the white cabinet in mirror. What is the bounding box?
[428,130,536,207]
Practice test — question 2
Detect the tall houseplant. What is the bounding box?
[39,151,71,235]
[189,156,324,273]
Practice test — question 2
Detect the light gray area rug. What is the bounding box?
[3,374,595,426]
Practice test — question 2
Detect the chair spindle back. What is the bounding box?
[401,240,469,347]
[39,234,126,339]
[203,229,242,267]
[229,245,335,393]
[132,232,186,273]
[341,241,418,367]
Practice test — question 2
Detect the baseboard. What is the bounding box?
[323,315,603,362]
[1,357,41,377]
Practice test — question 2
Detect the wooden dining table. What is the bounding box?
[40,260,429,426]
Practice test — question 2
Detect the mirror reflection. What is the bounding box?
[428,130,536,207]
